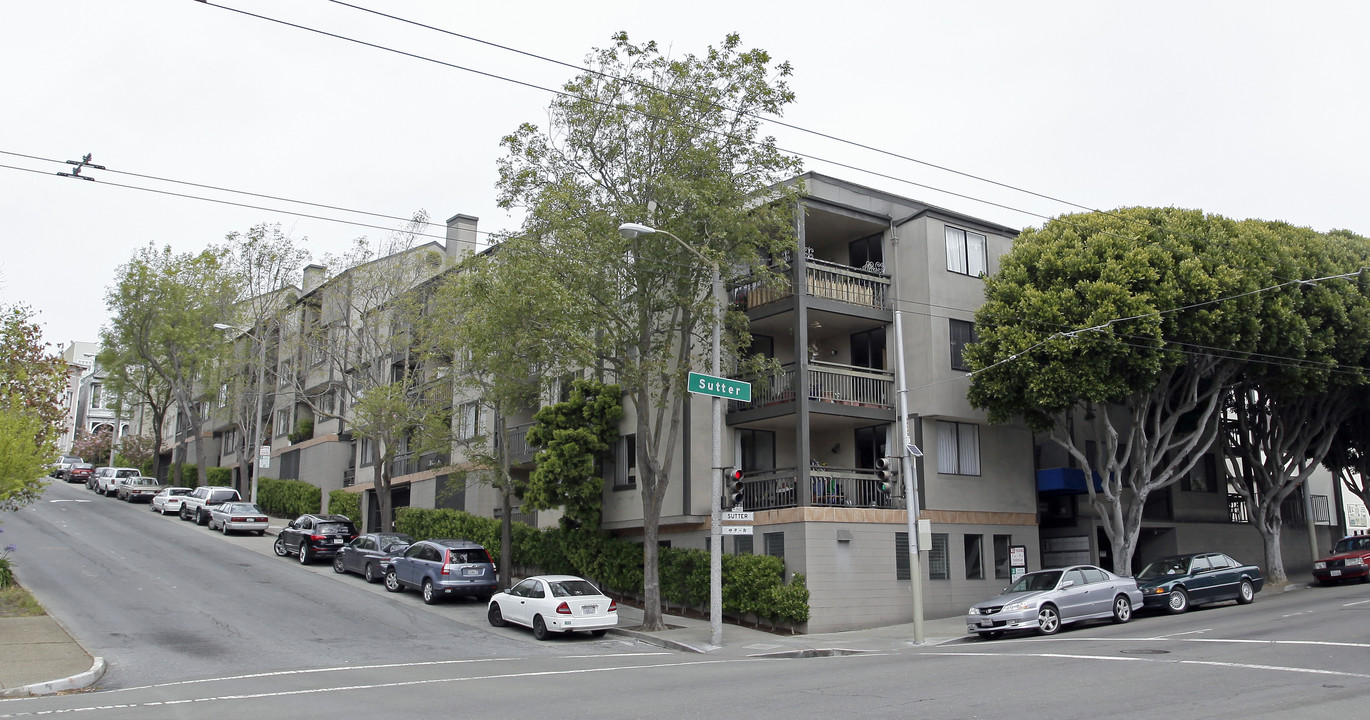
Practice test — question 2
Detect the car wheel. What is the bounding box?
[221,522,231,536]
[256,530,265,537]
[385,569,403,593]
[1111,595,1132,624]
[978,631,1004,640]
[333,556,346,574]
[363,564,378,583]
[179,507,190,521]
[488,602,506,628]
[195,511,208,526]
[273,536,289,557]
[590,629,607,638]
[532,615,550,641]
[1166,588,1189,614]
[1035,604,1061,636]
[1237,579,1255,604]
[476,592,492,603]
[422,579,439,605]
[298,545,310,565]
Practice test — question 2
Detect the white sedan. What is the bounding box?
[487,575,617,640]
[151,487,193,515]
[207,502,270,536]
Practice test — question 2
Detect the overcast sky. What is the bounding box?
[3,1,1367,351]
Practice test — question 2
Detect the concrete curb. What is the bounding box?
[607,628,709,654]
[0,656,105,698]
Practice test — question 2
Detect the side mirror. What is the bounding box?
[1059,580,1075,589]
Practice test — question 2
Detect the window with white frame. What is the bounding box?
[945,226,987,277]
[457,402,480,440]
[936,421,981,475]
[360,438,374,466]
[90,382,103,409]
[615,434,637,489]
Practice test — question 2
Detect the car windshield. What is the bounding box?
[208,491,237,502]
[224,503,262,514]
[170,488,191,495]
[548,579,601,597]
[1006,570,1062,593]
[317,523,353,535]
[1138,557,1191,579]
[115,470,140,477]
[131,478,157,486]
[1333,537,1370,554]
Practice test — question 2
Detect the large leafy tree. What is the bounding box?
[104,244,237,486]
[0,305,66,512]
[525,379,625,532]
[94,349,172,479]
[496,32,802,629]
[966,207,1267,576]
[1222,222,1370,583]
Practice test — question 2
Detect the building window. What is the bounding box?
[738,429,775,472]
[614,434,637,489]
[949,319,977,371]
[929,533,950,580]
[277,360,293,388]
[733,534,753,555]
[849,232,884,272]
[457,402,480,440]
[850,327,886,370]
[936,421,981,475]
[274,408,291,437]
[994,534,1012,579]
[360,438,374,467]
[90,382,103,410]
[945,226,987,277]
[1182,453,1219,493]
[895,531,910,580]
[764,531,785,561]
[964,534,984,580]
[218,383,229,409]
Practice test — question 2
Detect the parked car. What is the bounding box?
[179,486,242,525]
[87,466,110,491]
[384,538,497,604]
[207,502,270,536]
[487,575,618,640]
[273,514,359,564]
[966,565,1143,639]
[1313,535,1370,585]
[1136,552,1263,613]
[97,467,141,496]
[66,463,95,484]
[116,476,162,503]
[333,532,414,583]
[51,455,82,479]
[151,487,193,515]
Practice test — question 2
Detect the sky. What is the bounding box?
[3,1,1368,352]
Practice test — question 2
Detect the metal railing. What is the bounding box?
[733,362,893,411]
[1228,494,1250,523]
[732,467,904,511]
[503,422,538,464]
[729,259,891,312]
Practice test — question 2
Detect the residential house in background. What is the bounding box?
[56,341,97,454]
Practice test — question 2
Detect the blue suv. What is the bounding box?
[384,538,497,604]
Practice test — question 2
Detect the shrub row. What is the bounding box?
[328,489,361,527]
[171,464,231,488]
[256,477,322,518]
[395,507,809,625]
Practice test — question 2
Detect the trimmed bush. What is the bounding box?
[328,489,361,527]
[175,464,230,487]
[395,507,809,626]
[206,466,232,487]
[257,477,322,518]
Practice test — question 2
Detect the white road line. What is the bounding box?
[1343,600,1370,607]
[0,659,727,718]
[927,651,1370,679]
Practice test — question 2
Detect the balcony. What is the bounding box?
[501,423,539,464]
[733,362,894,412]
[731,467,905,511]
[732,259,891,312]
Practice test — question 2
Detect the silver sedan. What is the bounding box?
[966,565,1143,639]
[207,502,271,536]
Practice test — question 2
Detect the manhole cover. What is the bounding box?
[1119,648,1170,655]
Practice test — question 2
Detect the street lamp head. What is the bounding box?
[618,222,657,240]
[212,323,240,331]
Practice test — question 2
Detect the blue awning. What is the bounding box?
[1036,467,1103,494]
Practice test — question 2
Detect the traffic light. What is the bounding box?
[725,468,745,508]
[874,458,897,506]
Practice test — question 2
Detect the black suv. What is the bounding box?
[274,514,359,565]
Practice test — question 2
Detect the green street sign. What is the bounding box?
[688,372,752,402]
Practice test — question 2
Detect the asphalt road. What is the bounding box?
[4,479,1370,719]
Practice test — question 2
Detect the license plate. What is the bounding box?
[1332,570,1342,577]
[583,604,597,614]
[463,567,481,576]
[331,538,342,544]
[979,620,992,627]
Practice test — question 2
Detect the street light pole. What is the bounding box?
[618,222,725,648]
[215,323,268,504]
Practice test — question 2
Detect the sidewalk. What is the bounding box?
[0,615,104,698]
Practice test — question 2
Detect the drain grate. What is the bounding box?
[1119,648,1170,655]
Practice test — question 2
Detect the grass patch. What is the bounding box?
[0,584,45,617]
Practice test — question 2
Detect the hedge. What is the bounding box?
[395,507,808,625]
[329,489,361,527]
[256,477,323,518]
[173,464,231,488]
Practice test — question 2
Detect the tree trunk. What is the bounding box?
[640,504,662,630]
[373,458,392,532]
[1261,517,1288,585]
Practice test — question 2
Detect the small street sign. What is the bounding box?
[722,525,754,536]
[722,511,754,522]
[688,372,752,402]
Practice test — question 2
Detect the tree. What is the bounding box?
[288,213,445,530]
[70,427,113,464]
[496,32,802,628]
[0,305,66,512]
[525,379,625,532]
[967,207,1268,576]
[1222,222,1370,584]
[104,243,237,487]
[95,348,173,479]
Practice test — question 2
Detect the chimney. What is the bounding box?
[302,264,327,294]
[446,214,479,260]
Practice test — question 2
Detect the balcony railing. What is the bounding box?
[503,423,538,464]
[730,259,891,312]
[732,467,905,511]
[734,362,894,411]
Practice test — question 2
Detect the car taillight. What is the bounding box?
[310,534,325,542]
[441,550,452,575]
[556,602,572,615]
[608,600,617,613]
